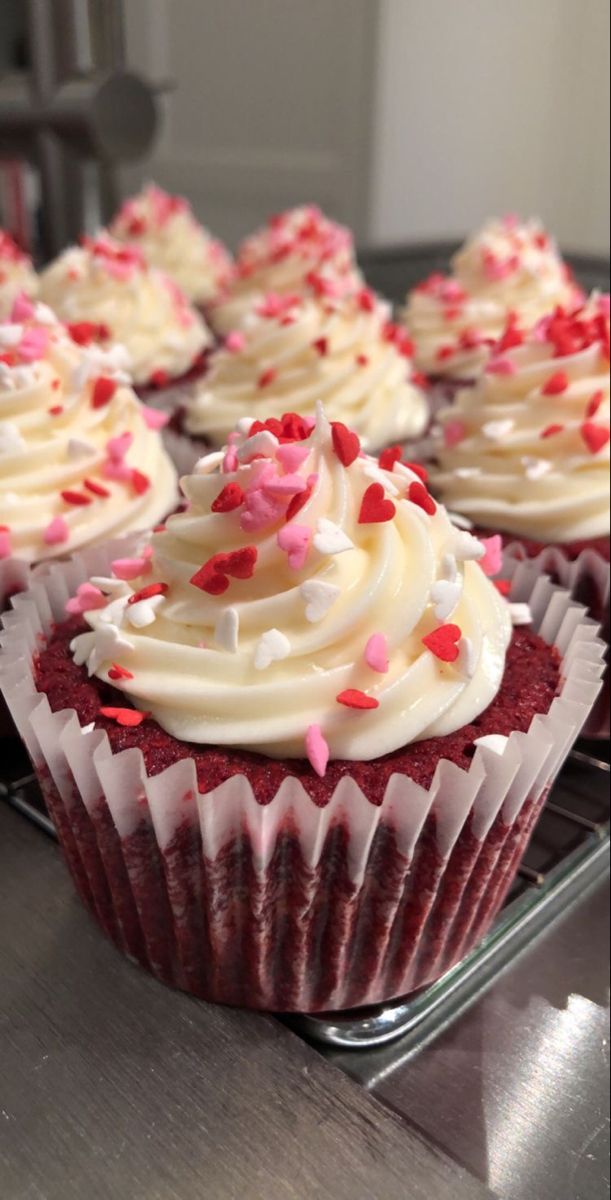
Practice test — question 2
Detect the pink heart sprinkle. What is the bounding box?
[225,331,246,353]
[365,633,389,674]
[443,420,467,448]
[18,327,49,362]
[277,443,310,473]
[112,555,153,581]
[104,460,133,483]
[11,293,35,322]
[223,446,239,473]
[106,432,134,462]
[479,535,503,577]
[43,517,69,546]
[305,724,329,778]
[65,582,107,615]
[142,405,169,430]
[486,357,516,376]
[277,524,312,570]
[240,490,285,533]
[264,473,307,496]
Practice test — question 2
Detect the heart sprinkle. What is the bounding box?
[331,421,361,467]
[99,706,149,728]
[358,483,396,524]
[422,623,462,663]
[336,689,379,710]
[364,633,389,674]
[305,724,329,777]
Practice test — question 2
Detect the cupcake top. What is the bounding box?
[110,183,234,306]
[38,234,212,386]
[210,204,363,334]
[185,285,429,451]
[0,297,177,564]
[405,216,582,380]
[0,231,38,318]
[432,294,611,542]
[70,406,511,770]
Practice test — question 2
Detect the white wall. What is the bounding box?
[370,0,610,255]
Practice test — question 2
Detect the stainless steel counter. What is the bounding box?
[0,803,492,1200]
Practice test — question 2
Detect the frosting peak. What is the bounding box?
[39,233,212,385]
[404,216,582,380]
[71,407,511,767]
[0,301,177,563]
[432,294,611,542]
[210,205,363,335]
[185,286,428,450]
[110,184,234,305]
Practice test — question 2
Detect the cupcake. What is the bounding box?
[38,233,212,402]
[432,294,610,732]
[109,183,234,310]
[0,230,38,318]
[0,406,603,1011]
[210,204,362,336]
[0,298,177,575]
[404,216,583,401]
[182,285,428,454]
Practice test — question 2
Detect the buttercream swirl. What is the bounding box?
[0,231,38,318]
[0,303,178,563]
[405,216,582,379]
[71,406,511,764]
[210,205,363,335]
[110,184,234,306]
[39,234,212,386]
[432,294,610,542]
[185,288,428,450]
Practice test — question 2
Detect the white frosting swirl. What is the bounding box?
[110,184,234,306]
[38,234,212,386]
[186,290,428,451]
[0,232,38,318]
[0,306,178,563]
[432,295,611,542]
[210,205,363,335]
[405,217,582,379]
[72,406,511,762]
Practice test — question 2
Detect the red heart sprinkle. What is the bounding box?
[336,689,380,710]
[149,369,169,389]
[286,483,313,521]
[211,483,245,513]
[408,481,437,515]
[422,624,462,663]
[258,367,277,388]
[108,664,134,681]
[378,445,403,471]
[540,423,564,439]
[331,421,361,467]
[128,582,168,606]
[581,421,610,454]
[99,707,149,727]
[358,483,396,524]
[586,390,604,419]
[312,337,329,356]
[61,489,91,507]
[84,478,111,498]
[190,547,258,594]
[131,469,151,495]
[191,562,230,595]
[91,376,118,409]
[405,461,429,483]
[541,370,569,396]
[223,546,258,579]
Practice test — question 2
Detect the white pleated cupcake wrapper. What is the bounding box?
[0,536,605,1010]
[0,557,32,615]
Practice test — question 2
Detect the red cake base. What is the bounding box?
[29,621,561,1011]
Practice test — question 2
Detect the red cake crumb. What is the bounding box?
[35,618,560,806]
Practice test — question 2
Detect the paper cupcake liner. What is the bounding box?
[0,541,604,1012]
[503,540,610,739]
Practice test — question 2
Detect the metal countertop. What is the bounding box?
[0,804,493,1200]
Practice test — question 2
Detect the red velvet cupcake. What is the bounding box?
[0,410,603,1012]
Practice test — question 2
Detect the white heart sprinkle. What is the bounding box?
[33,303,57,325]
[68,437,96,460]
[313,518,355,557]
[431,578,462,621]
[447,510,474,530]
[215,606,239,653]
[126,595,165,628]
[237,416,256,435]
[508,602,532,626]
[299,579,341,623]
[474,734,509,756]
[483,419,515,441]
[452,530,485,562]
[458,636,477,678]
[90,576,131,597]
[98,595,130,625]
[441,553,458,582]
[194,451,225,475]
[522,456,552,481]
[255,628,291,670]
[83,624,135,674]
[237,430,279,462]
